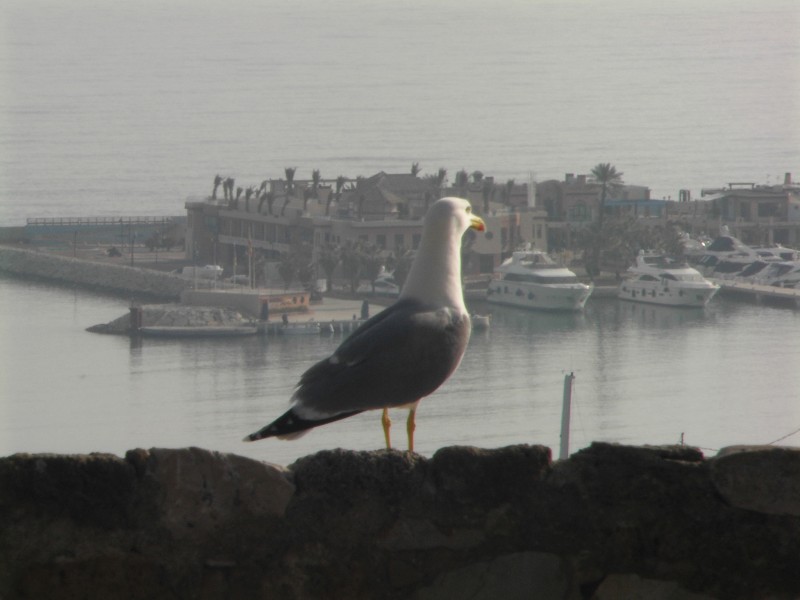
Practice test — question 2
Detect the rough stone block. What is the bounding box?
[710,445,800,516]
[140,447,294,536]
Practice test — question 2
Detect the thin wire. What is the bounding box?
[679,423,800,455]
[767,425,800,446]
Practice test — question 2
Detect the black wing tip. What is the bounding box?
[242,408,363,442]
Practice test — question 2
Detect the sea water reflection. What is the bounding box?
[1,276,799,467]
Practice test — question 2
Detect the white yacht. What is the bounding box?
[619,252,719,307]
[486,247,593,311]
[749,261,800,288]
[692,227,798,279]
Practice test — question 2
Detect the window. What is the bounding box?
[758,203,780,218]
[376,234,386,249]
[394,234,405,249]
[412,234,421,249]
[569,204,588,221]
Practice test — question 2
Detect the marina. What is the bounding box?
[2,273,799,468]
[0,0,797,465]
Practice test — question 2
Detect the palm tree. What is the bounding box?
[284,167,296,197]
[212,175,222,199]
[361,243,384,294]
[435,168,447,199]
[340,241,363,294]
[317,243,341,292]
[411,162,421,177]
[266,192,276,216]
[591,163,624,230]
[328,175,346,216]
[257,190,267,214]
[277,253,297,290]
[311,169,321,203]
[482,179,494,214]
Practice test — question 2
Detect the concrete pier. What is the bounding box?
[712,278,800,308]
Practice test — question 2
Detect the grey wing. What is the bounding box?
[292,303,470,418]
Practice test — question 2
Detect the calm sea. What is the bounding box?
[1,0,798,225]
[1,275,799,465]
[1,0,799,464]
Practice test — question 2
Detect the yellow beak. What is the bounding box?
[470,215,486,232]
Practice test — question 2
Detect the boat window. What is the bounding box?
[661,274,678,281]
[699,256,719,267]
[504,273,578,284]
[714,261,747,274]
[738,262,768,277]
[707,237,736,252]
[639,274,659,282]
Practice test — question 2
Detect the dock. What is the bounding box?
[712,279,800,308]
[260,296,380,335]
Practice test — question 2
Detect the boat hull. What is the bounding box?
[487,282,593,311]
[139,326,258,337]
[617,282,719,307]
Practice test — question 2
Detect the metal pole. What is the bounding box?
[559,372,575,460]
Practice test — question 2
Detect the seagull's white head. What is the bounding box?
[423,196,486,239]
[400,197,486,309]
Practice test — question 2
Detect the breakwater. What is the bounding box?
[0,245,191,301]
[1,443,798,599]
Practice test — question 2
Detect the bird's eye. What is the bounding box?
[466,206,472,214]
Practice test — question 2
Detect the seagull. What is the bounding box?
[243,197,486,451]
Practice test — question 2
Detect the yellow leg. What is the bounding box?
[382,408,392,449]
[406,407,417,453]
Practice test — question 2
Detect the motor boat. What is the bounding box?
[749,261,800,288]
[618,251,719,307]
[357,272,400,296]
[691,226,798,278]
[486,246,593,311]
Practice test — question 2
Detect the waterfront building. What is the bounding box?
[536,171,800,249]
[185,171,549,281]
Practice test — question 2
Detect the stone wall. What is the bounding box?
[0,246,191,300]
[1,443,799,600]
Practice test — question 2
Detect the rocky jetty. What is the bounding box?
[0,245,192,300]
[87,304,256,334]
[1,443,799,599]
